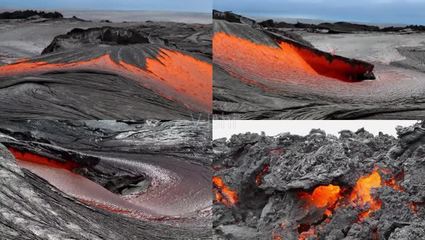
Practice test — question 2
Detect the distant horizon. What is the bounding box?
[215,9,413,27]
[214,0,425,25]
[0,8,210,14]
[0,0,211,13]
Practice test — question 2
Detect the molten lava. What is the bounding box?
[255,164,269,186]
[0,49,212,112]
[298,168,396,224]
[349,169,382,220]
[7,147,79,170]
[299,184,342,209]
[213,32,318,83]
[143,49,212,110]
[278,41,374,82]
[213,32,374,83]
[213,176,238,206]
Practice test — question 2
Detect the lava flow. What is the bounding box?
[299,184,342,213]
[124,48,212,110]
[0,48,212,112]
[7,146,79,170]
[299,168,404,225]
[349,169,383,220]
[213,31,374,83]
[213,176,238,206]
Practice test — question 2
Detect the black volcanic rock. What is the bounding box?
[213,122,425,239]
[42,22,212,57]
[259,16,425,34]
[317,22,380,33]
[42,27,151,54]
[0,10,63,19]
[213,10,257,26]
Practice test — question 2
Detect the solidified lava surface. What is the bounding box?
[0,19,212,119]
[0,120,212,239]
[213,11,425,120]
[213,121,425,239]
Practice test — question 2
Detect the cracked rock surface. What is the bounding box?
[213,122,425,239]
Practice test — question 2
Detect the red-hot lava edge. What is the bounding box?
[214,167,413,240]
[213,32,374,82]
[7,146,80,170]
[0,49,212,112]
[7,147,137,216]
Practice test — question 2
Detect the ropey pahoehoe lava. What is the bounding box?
[213,122,425,239]
[0,14,212,119]
[213,10,425,119]
[0,120,212,239]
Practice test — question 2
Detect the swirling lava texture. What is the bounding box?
[0,45,212,119]
[213,20,425,119]
[0,120,212,239]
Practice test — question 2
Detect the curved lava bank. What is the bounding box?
[0,120,212,239]
[213,11,425,119]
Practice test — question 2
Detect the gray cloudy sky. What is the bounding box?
[214,0,425,24]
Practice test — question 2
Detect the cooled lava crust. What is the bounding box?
[213,122,425,239]
[0,120,212,239]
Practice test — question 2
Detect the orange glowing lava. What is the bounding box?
[213,32,374,83]
[299,184,342,209]
[143,49,212,110]
[7,146,79,170]
[350,169,382,220]
[213,32,318,82]
[0,49,212,112]
[213,176,238,206]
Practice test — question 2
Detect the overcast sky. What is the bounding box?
[213,120,418,139]
[0,0,211,12]
[214,0,425,24]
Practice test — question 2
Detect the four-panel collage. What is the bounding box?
[0,0,424,239]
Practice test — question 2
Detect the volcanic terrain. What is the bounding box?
[213,11,425,119]
[213,121,425,239]
[0,120,212,239]
[0,11,212,119]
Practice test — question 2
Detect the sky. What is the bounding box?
[213,120,418,139]
[214,0,425,25]
[0,0,211,13]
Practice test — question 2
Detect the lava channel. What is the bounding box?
[0,48,212,113]
[7,147,210,222]
[213,31,374,84]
